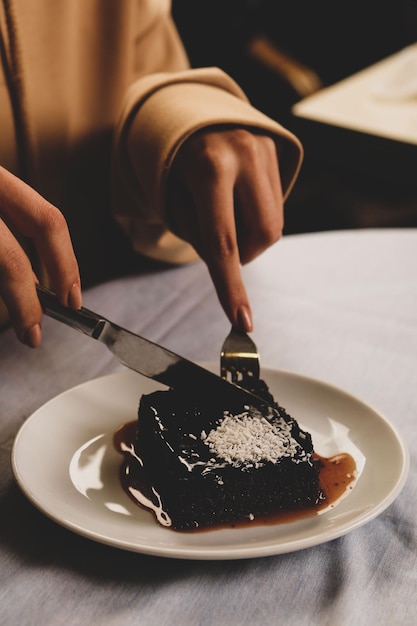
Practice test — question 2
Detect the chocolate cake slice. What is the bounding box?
[122,377,326,531]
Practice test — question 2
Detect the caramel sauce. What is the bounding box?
[114,421,357,532]
[114,420,137,453]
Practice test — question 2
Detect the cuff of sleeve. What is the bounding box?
[117,68,303,223]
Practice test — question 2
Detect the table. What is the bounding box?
[1,229,416,626]
[291,45,417,195]
[292,44,417,146]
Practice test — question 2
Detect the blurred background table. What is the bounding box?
[1,228,416,625]
[290,45,417,234]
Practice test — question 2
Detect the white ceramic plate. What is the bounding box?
[12,366,409,560]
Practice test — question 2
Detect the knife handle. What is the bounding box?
[36,283,106,338]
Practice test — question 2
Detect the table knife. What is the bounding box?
[36,283,268,409]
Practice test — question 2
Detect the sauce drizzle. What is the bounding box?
[114,421,357,532]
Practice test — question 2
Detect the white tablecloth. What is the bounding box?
[1,229,416,625]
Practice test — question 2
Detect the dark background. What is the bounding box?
[172,1,417,234]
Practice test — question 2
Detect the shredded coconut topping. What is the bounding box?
[202,410,301,467]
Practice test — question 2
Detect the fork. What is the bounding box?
[220,325,260,388]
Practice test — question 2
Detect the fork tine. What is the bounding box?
[220,326,260,387]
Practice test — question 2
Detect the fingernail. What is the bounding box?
[68,282,82,309]
[23,323,42,348]
[237,305,253,333]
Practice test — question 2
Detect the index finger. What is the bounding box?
[190,175,253,333]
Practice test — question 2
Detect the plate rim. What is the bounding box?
[11,366,410,560]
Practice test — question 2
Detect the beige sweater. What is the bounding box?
[0,0,303,325]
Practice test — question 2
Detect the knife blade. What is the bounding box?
[36,283,269,409]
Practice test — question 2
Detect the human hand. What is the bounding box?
[167,128,284,332]
[0,167,82,347]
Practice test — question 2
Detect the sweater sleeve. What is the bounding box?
[110,67,303,264]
